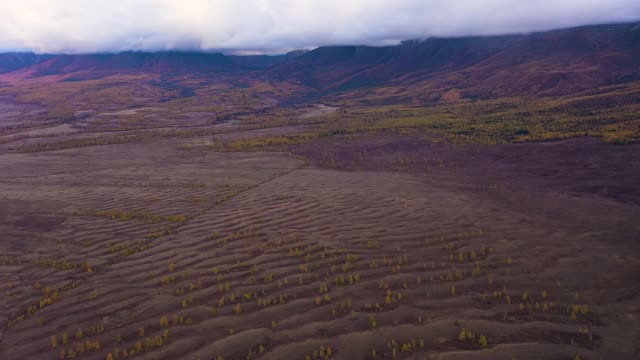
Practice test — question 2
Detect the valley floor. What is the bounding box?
[1,130,639,359]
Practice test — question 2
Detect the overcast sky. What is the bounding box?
[1,0,639,54]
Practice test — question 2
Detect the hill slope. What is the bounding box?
[0,53,54,74]
[265,22,640,100]
[0,22,639,104]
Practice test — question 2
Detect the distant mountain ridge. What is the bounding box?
[268,22,640,97]
[1,21,639,100]
[7,51,290,76]
[0,53,55,74]
[265,34,525,90]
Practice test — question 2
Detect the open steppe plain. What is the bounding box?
[0,93,639,360]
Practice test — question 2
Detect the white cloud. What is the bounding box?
[0,0,639,53]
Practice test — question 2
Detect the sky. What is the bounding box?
[1,0,640,54]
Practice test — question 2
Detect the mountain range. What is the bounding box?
[1,21,639,102]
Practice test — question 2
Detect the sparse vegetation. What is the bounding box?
[0,30,636,360]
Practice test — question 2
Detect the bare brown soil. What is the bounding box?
[2,23,640,358]
[0,126,639,360]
